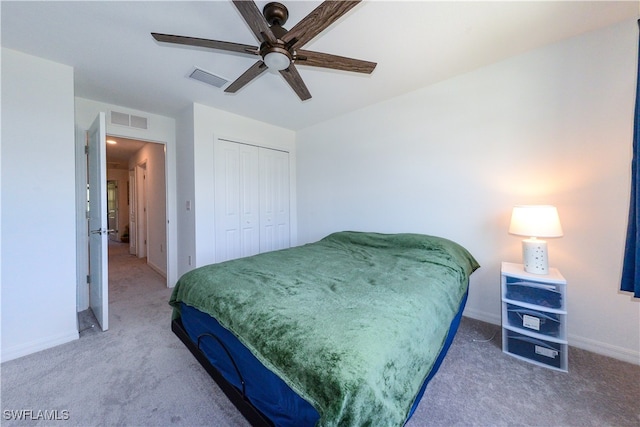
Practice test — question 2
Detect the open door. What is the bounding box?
[128,169,137,255]
[88,113,108,331]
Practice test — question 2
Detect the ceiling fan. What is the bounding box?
[151,0,376,101]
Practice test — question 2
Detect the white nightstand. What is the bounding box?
[501,262,568,372]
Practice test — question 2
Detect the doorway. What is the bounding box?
[78,131,168,333]
[106,136,167,276]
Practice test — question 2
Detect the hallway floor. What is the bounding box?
[78,240,165,338]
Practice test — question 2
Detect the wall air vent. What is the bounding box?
[130,115,148,130]
[110,111,149,130]
[111,111,130,126]
[189,67,228,88]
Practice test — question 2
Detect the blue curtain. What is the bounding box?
[621,20,640,298]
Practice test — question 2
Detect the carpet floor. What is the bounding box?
[1,241,638,426]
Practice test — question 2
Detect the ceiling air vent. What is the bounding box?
[189,67,228,88]
[110,111,149,130]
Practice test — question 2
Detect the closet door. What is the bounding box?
[214,140,260,262]
[259,147,290,252]
[239,145,260,256]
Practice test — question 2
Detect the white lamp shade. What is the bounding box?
[509,205,563,238]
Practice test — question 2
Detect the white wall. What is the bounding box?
[1,48,78,362]
[175,103,296,276]
[175,106,196,277]
[296,20,640,363]
[129,142,167,276]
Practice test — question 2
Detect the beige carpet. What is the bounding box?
[1,241,638,426]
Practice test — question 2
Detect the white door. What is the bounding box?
[128,169,137,255]
[135,163,148,258]
[260,148,290,252]
[88,113,108,331]
[214,139,260,262]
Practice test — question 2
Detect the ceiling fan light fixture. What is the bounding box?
[263,50,290,71]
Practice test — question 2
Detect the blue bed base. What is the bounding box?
[177,290,468,426]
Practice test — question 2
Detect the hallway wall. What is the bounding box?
[129,143,167,277]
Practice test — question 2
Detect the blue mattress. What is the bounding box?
[179,289,468,426]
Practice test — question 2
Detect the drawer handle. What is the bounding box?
[509,334,559,350]
[508,308,559,323]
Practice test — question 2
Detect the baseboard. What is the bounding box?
[1,330,79,363]
[568,334,640,365]
[462,307,501,326]
[461,308,639,365]
[147,260,167,279]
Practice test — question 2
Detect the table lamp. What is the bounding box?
[509,205,563,274]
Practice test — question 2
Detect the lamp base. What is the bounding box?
[522,238,548,274]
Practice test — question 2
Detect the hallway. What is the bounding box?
[78,241,167,337]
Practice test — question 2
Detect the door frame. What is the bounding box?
[75,121,173,315]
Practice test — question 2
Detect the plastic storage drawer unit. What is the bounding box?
[506,330,562,369]
[501,263,567,371]
[505,277,562,309]
[506,304,560,337]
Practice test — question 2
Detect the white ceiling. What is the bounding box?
[105,136,148,169]
[2,1,637,131]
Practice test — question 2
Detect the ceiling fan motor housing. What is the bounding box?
[263,2,288,26]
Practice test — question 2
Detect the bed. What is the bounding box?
[169,231,479,426]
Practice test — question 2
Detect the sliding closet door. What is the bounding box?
[214,139,260,262]
[259,147,290,252]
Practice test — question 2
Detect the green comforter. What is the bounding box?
[170,231,479,426]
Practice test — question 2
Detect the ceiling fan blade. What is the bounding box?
[232,0,277,44]
[151,33,258,56]
[279,64,311,101]
[282,0,360,49]
[224,60,268,94]
[295,49,376,74]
